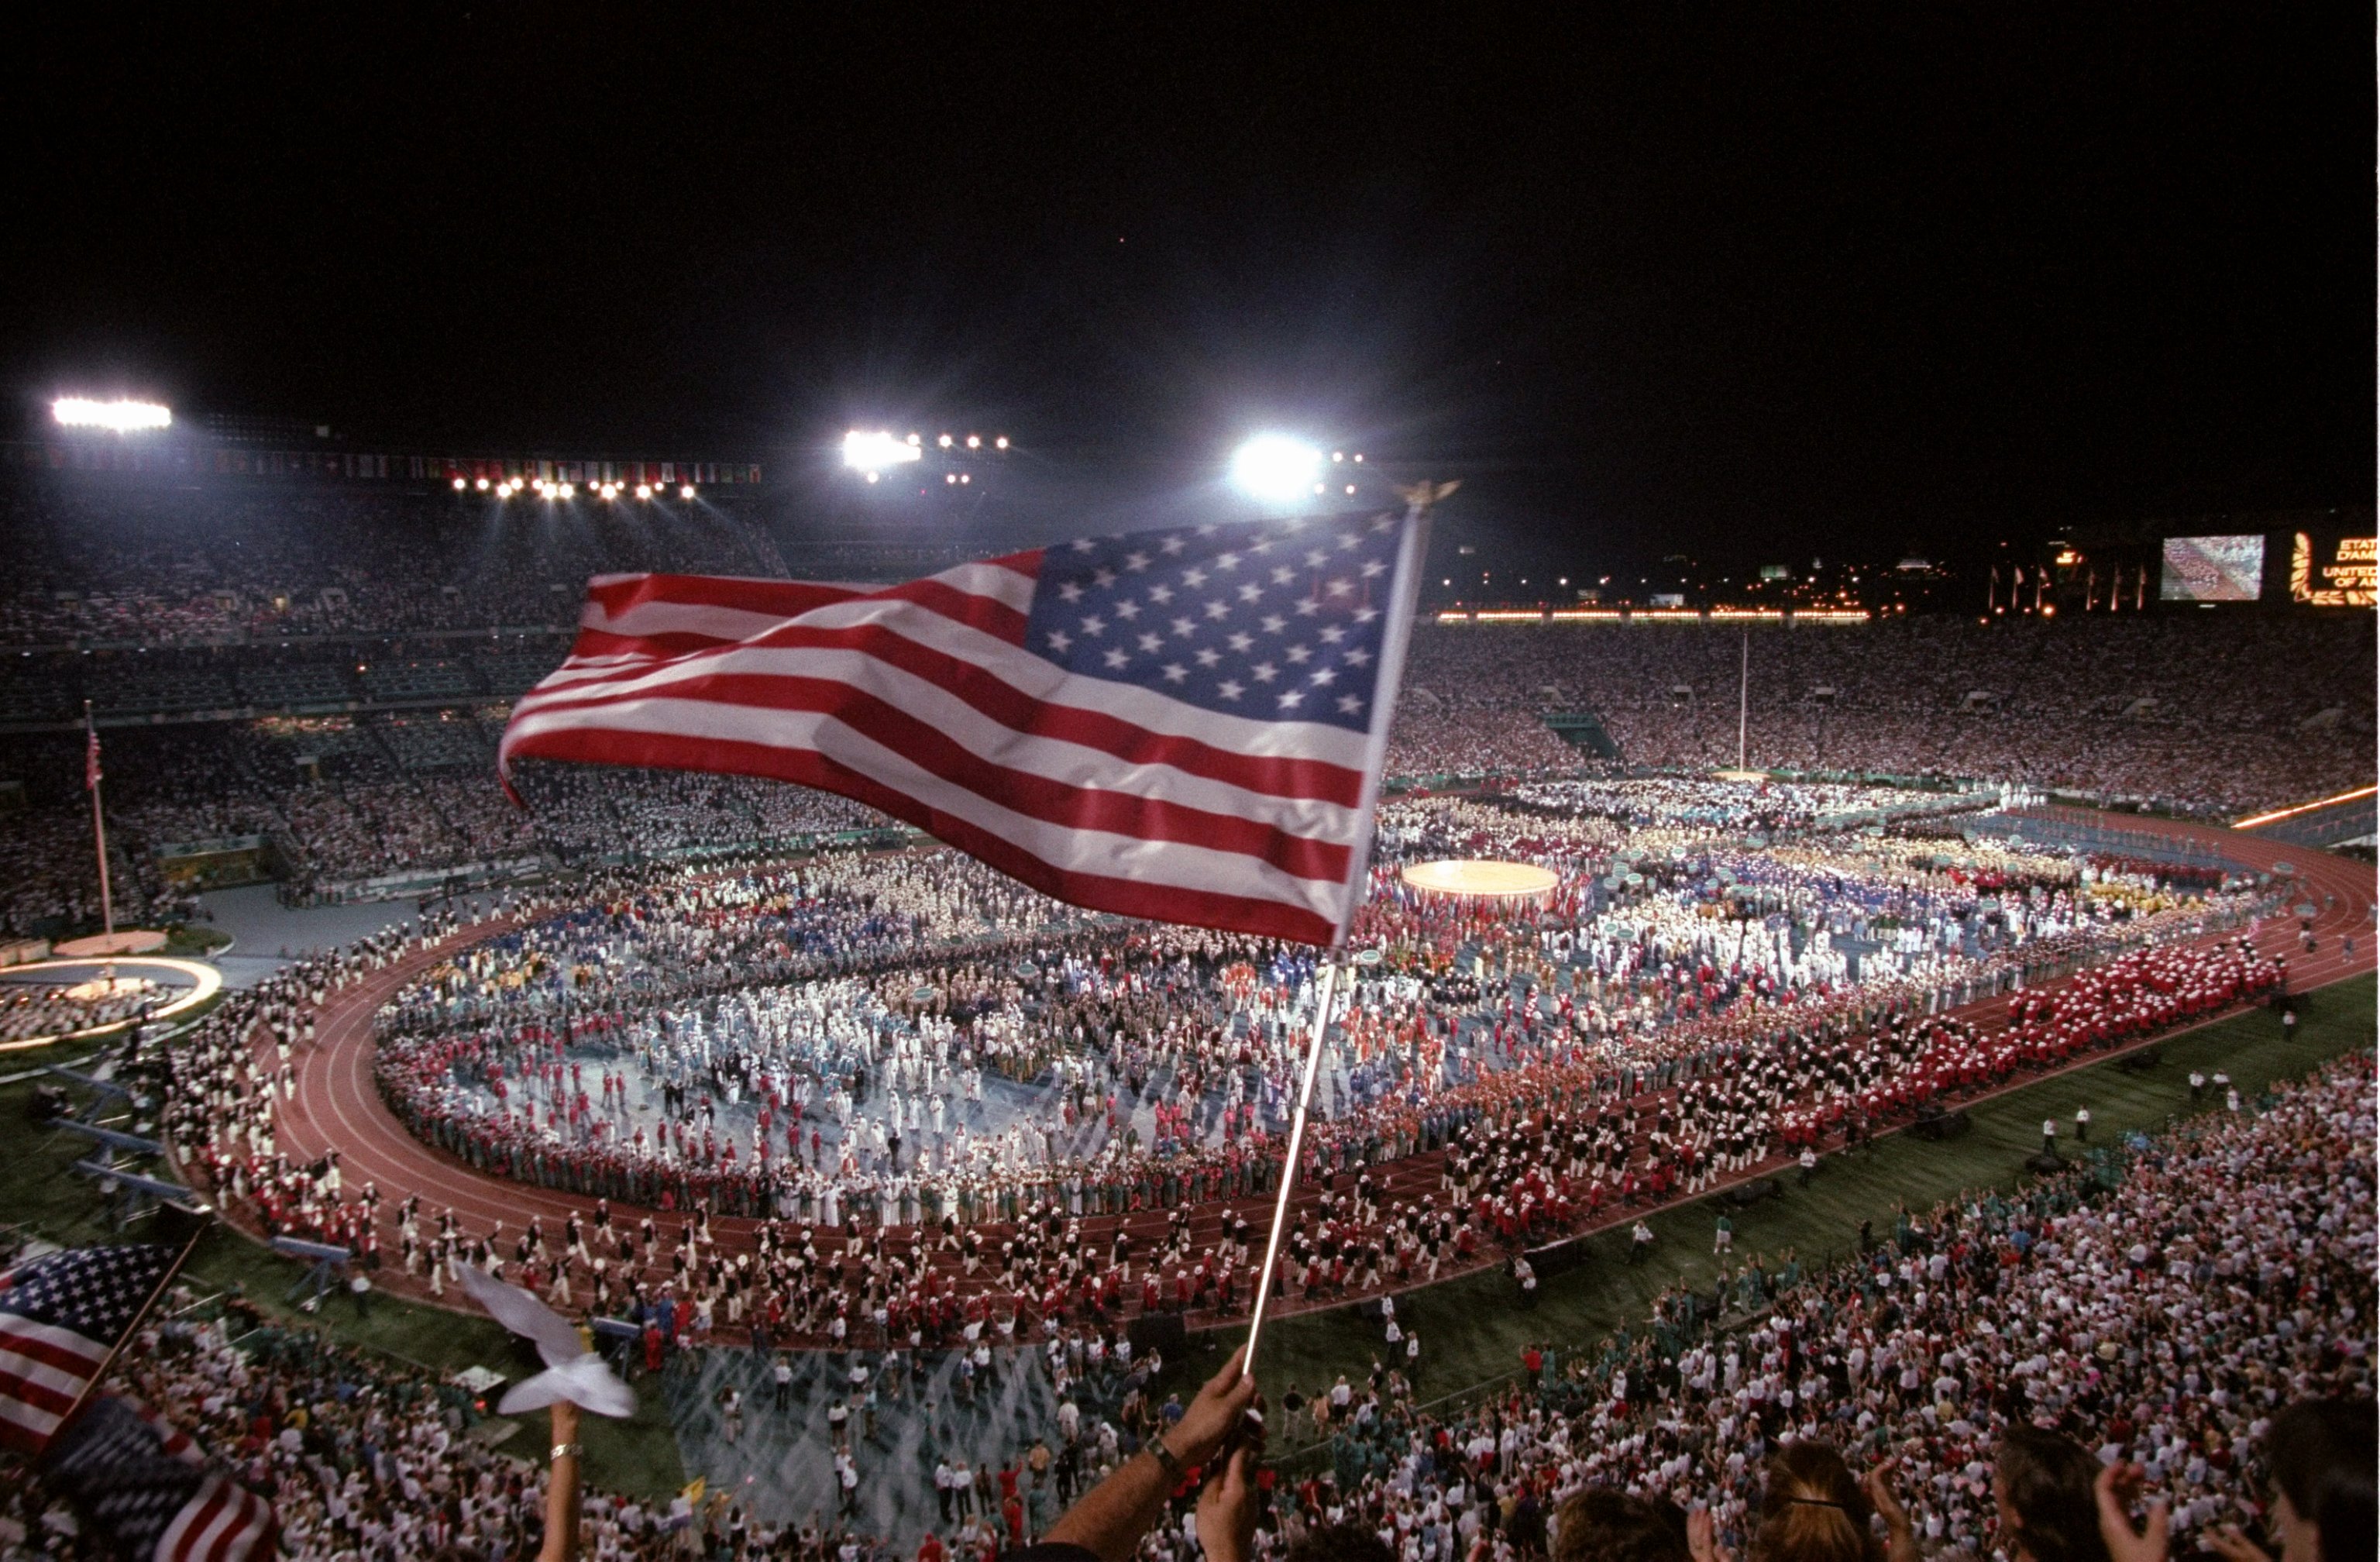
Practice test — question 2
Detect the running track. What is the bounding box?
[191,810,2375,1333]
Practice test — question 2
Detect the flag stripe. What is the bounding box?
[0,1318,107,1381]
[506,723,1340,941]
[581,558,1037,645]
[506,711,1350,928]
[514,655,1364,850]
[0,1351,87,1412]
[543,601,1374,800]
[160,1474,276,1562]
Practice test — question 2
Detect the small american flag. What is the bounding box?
[0,1242,174,1454]
[43,1395,276,1561]
[500,510,1424,944]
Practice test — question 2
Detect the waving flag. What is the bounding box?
[43,1395,275,1561]
[500,510,1426,944]
[0,1242,174,1454]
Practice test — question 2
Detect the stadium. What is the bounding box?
[2,15,2374,1562]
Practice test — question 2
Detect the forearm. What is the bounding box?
[539,1459,580,1562]
[1044,1438,1179,1562]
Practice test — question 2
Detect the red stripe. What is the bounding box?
[0,1363,81,1417]
[583,572,868,622]
[534,620,1364,808]
[0,1419,52,1454]
[515,674,1350,879]
[869,576,1030,645]
[0,1327,103,1381]
[507,728,1340,944]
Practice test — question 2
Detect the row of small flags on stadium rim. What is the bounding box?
[442,458,761,487]
[12,442,765,485]
[1,1240,276,1560]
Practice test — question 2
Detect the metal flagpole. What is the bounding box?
[1240,952,1341,1374]
[85,700,114,939]
[1241,485,1437,1381]
[50,1204,213,1441]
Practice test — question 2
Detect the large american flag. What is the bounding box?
[0,1242,173,1454]
[500,510,1424,944]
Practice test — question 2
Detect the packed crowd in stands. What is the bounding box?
[0,712,897,933]
[1399,615,2375,816]
[0,478,784,644]
[1224,1054,2375,1562]
[5,1041,2365,1560]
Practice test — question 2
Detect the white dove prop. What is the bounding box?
[461,1264,638,1419]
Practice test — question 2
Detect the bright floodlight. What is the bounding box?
[635,483,652,500]
[843,430,922,473]
[679,483,696,499]
[451,476,466,490]
[1230,435,1323,504]
[53,397,170,432]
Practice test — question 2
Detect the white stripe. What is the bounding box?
[0,1317,102,1386]
[504,698,1353,920]
[0,1340,91,1404]
[0,1399,62,1438]
[583,560,1034,641]
[511,642,1364,837]
[580,598,800,641]
[160,1477,264,1562]
[521,587,1376,774]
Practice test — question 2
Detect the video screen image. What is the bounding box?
[2160,535,2265,601]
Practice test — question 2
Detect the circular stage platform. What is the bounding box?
[55,929,170,957]
[1399,858,1561,898]
[0,954,223,1051]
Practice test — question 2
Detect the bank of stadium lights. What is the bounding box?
[1231,435,1325,504]
[850,428,1010,483]
[844,429,923,480]
[53,397,171,432]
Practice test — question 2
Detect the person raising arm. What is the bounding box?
[1021,1347,1261,1562]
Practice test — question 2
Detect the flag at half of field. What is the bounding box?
[499,510,1427,945]
[0,1242,175,1455]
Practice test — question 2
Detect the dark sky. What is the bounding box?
[5,9,2370,570]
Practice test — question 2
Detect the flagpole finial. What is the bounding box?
[1396,479,1460,514]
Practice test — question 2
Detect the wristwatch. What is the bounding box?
[550,1443,583,1464]
[1145,1436,1185,1480]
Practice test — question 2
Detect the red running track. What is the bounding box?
[193,810,2375,1330]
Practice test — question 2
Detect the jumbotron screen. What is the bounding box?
[2160,534,2266,601]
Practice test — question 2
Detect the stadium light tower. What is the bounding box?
[843,429,922,479]
[1230,435,1323,504]
[53,397,170,432]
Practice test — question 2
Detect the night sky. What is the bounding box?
[5,9,2370,572]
